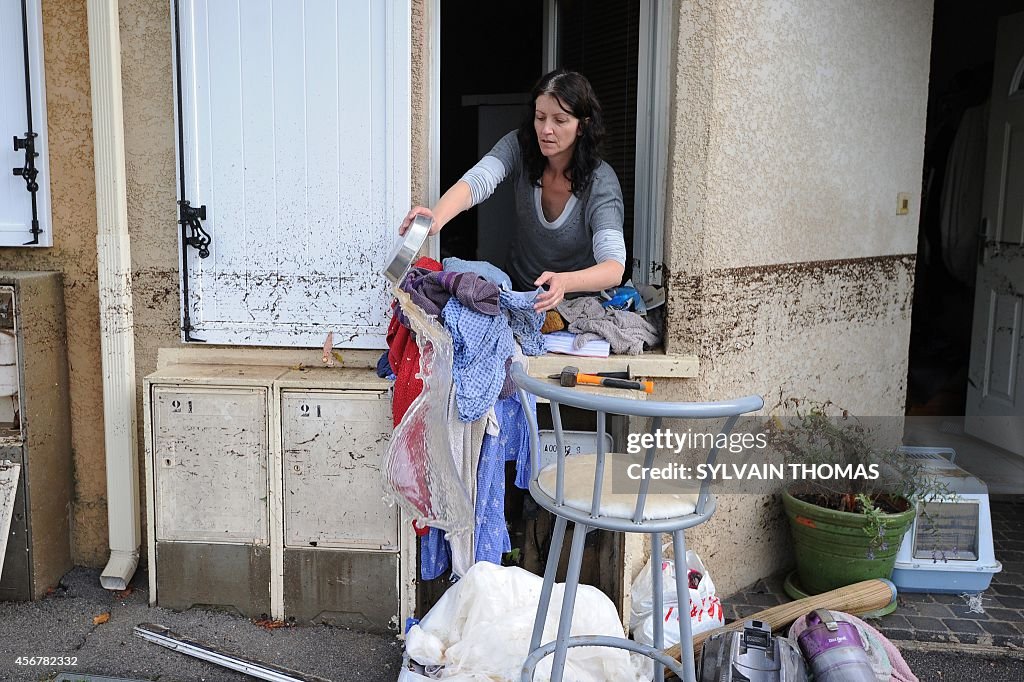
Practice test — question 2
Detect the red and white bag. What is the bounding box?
[630,548,724,647]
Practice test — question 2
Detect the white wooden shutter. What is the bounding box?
[0,0,51,248]
[173,0,410,347]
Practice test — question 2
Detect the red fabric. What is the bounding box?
[388,256,442,426]
[387,257,444,525]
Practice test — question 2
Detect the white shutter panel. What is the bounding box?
[173,0,410,347]
[0,0,51,248]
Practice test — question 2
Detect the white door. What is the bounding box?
[965,12,1024,456]
[173,0,410,347]
[0,0,51,247]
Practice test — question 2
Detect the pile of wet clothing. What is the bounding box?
[379,257,661,580]
[379,257,545,579]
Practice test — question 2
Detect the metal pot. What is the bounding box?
[382,214,431,285]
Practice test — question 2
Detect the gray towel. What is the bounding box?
[556,297,659,356]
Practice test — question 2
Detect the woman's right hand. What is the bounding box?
[399,206,438,235]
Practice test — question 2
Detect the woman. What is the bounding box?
[399,69,626,313]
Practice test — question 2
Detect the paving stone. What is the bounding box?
[742,592,782,607]
[909,602,954,618]
[898,592,934,605]
[991,582,1024,597]
[990,576,1010,587]
[946,603,992,619]
[734,604,761,619]
[906,616,947,632]
[876,613,910,629]
[994,595,1024,609]
[997,571,1024,587]
[928,593,962,605]
[878,627,914,642]
[982,607,1020,621]
[725,604,745,621]
[978,620,1022,638]
[908,629,956,644]
[942,618,984,635]
[991,634,1024,647]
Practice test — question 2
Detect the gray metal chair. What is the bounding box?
[510,363,764,682]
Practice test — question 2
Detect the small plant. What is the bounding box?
[767,398,952,551]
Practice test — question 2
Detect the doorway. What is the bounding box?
[420,1,645,614]
[905,0,1024,493]
[438,0,641,282]
[438,0,545,266]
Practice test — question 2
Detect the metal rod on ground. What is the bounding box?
[663,578,897,678]
[133,623,332,682]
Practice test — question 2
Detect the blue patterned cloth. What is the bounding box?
[419,390,536,579]
[499,289,548,357]
[419,527,451,581]
[443,257,513,291]
[375,351,394,379]
[444,298,514,422]
[474,391,535,565]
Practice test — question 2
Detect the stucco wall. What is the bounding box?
[118,0,184,570]
[0,0,106,566]
[8,0,932,592]
[0,0,188,570]
[661,0,933,593]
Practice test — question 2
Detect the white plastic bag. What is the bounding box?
[629,549,723,647]
[406,562,646,681]
[382,287,474,536]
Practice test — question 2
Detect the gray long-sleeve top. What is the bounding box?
[459,131,626,290]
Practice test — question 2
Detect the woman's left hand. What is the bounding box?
[533,271,573,313]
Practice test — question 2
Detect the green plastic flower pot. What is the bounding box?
[782,489,915,595]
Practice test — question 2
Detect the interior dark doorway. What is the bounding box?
[907,0,1024,418]
[438,0,544,266]
[559,0,641,282]
[422,4,643,615]
[438,0,641,283]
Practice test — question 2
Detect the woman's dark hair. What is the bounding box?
[517,69,605,195]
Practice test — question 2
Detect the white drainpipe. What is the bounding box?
[87,0,141,590]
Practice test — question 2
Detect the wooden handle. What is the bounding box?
[576,374,655,393]
[663,578,896,676]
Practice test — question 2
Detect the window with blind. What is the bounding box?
[558,0,641,281]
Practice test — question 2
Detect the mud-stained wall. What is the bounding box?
[667,0,931,273]
[118,0,183,569]
[660,0,933,593]
[411,0,430,205]
[13,0,932,591]
[0,0,106,566]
